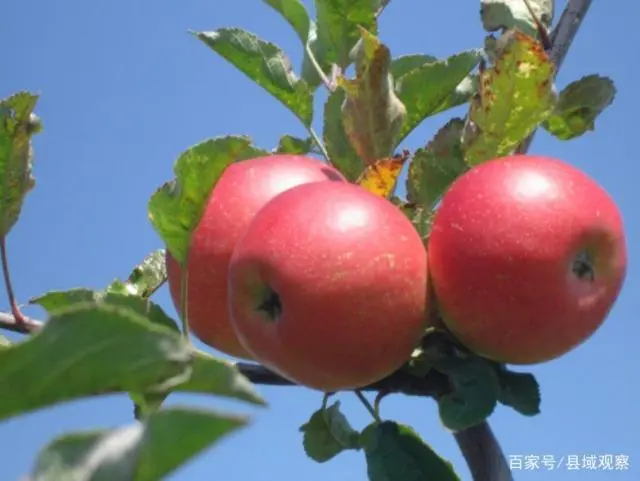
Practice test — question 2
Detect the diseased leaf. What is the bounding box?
[339,28,406,166]
[357,151,408,198]
[361,421,461,481]
[195,28,314,126]
[407,118,467,210]
[148,136,267,264]
[481,0,554,38]
[543,74,616,140]
[0,91,41,237]
[274,134,313,155]
[463,30,556,166]
[496,368,541,416]
[29,406,247,481]
[0,298,193,422]
[301,0,379,89]
[263,0,311,45]
[323,89,364,181]
[437,358,500,431]
[395,50,482,144]
[300,401,360,463]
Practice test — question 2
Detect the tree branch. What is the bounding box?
[0,311,41,335]
[516,0,594,154]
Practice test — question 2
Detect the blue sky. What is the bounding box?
[2,1,638,480]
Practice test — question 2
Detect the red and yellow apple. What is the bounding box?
[227,181,430,391]
[166,154,346,359]
[427,154,627,364]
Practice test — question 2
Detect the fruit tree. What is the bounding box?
[1,0,632,480]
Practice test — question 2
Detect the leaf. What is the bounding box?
[543,74,616,140]
[361,421,461,481]
[31,288,180,333]
[431,74,479,116]
[496,368,541,416]
[263,0,311,45]
[28,406,247,481]
[0,334,9,347]
[195,28,314,126]
[390,54,438,79]
[463,30,556,166]
[323,89,364,181]
[176,350,265,406]
[0,91,41,237]
[357,151,408,198]
[300,401,360,463]
[481,0,554,38]
[406,118,467,210]
[123,249,167,298]
[437,358,500,431]
[301,0,379,89]
[339,28,406,167]
[394,50,482,144]
[274,134,313,155]
[148,136,267,265]
[0,298,193,422]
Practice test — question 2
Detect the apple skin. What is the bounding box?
[227,181,430,392]
[166,154,346,359]
[427,154,627,365]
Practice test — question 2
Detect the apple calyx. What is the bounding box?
[572,250,595,282]
[256,284,282,321]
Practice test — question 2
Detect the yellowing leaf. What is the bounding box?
[463,30,556,166]
[356,151,409,198]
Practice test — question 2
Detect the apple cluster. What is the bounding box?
[167,153,627,392]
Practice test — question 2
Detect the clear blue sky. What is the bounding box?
[2,1,638,480]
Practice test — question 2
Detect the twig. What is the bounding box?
[515,0,594,154]
[0,238,27,327]
[0,311,41,335]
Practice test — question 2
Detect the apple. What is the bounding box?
[166,154,346,359]
[427,154,627,364]
[227,181,430,391]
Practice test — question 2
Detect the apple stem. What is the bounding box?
[0,237,27,328]
[355,390,382,423]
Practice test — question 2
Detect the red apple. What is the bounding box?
[166,154,346,359]
[428,154,627,364]
[227,181,430,391]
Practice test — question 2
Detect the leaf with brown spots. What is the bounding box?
[357,151,409,198]
[462,30,556,166]
[338,28,406,167]
[407,118,467,210]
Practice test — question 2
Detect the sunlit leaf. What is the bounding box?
[357,151,408,198]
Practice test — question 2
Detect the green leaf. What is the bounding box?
[176,350,265,406]
[31,288,180,333]
[361,421,461,481]
[0,298,192,422]
[481,0,554,38]
[195,28,314,126]
[263,0,311,45]
[122,249,167,298]
[0,91,42,237]
[496,368,541,416]
[395,50,482,144]
[323,89,364,181]
[542,74,616,140]
[339,28,406,166]
[463,30,556,166]
[148,136,267,264]
[437,358,500,431]
[300,401,360,463]
[431,74,479,116]
[301,0,379,89]
[407,118,467,210]
[390,54,438,79]
[28,406,247,481]
[0,334,9,347]
[274,134,313,154]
